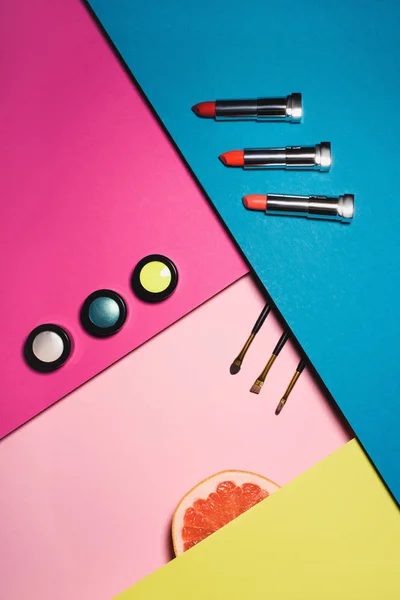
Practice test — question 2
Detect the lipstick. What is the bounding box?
[243,193,354,223]
[220,142,331,171]
[192,93,302,122]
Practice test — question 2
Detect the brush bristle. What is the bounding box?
[275,399,285,415]
[229,360,242,375]
[250,381,263,394]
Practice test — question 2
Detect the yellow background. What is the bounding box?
[115,440,400,599]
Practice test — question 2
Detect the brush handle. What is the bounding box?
[275,362,303,416]
[252,303,271,334]
[272,331,289,356]
[296,357,307,373]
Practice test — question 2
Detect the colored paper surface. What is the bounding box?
[0,0,246,439]
[114,440,400,600]
[0,276,349,600]
[86,0,400,501]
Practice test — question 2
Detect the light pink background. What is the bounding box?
[0,277,351,600]
[0,0,246,438]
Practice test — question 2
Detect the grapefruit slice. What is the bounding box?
[172,470,280,555]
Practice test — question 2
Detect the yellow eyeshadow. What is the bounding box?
[139,261,172,293]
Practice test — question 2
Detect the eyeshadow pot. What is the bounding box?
[81,289,127,337]
[24,324,71,372]
[131,254,178,303]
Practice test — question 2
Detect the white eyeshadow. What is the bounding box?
[32,330,64,363]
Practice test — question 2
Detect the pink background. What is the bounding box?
[0,277,351,600]
[0,0,246,438]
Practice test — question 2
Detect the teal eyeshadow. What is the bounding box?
[88,296,120,328]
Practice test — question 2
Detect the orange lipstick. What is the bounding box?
[192,101,216,118]
[220,143,332,171]
[219,150,245,167]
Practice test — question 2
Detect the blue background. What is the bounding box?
[86,0,400,502]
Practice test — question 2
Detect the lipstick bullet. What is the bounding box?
[192,93,302,122]
[243,193,354,223]
[220,142,331,171]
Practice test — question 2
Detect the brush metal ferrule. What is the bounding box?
[237,332,255,362]
[275,369,302,415]
[243,142,331,171]
[282,370,302,401]
[215,93,302,122]
[259,353,277,382]
[265,193,354,223]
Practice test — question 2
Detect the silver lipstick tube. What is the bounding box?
[244,142,331,171]
[215,93,302,122]
[266,194,354,222]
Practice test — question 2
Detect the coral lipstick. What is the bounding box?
[243,195,267,211]
[220,143,331,171]
[192,93,302,122]
[243,193,354,223]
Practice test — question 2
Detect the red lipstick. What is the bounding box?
[192,101,216,118]
[192,93,302,122]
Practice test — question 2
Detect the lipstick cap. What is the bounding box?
[315,142,332,171]
[337,195,355,221]
[286,93,302,123]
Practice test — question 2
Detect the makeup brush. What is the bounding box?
[275,358,307,415]
[230,303,271,375]
[250,331,289,394]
